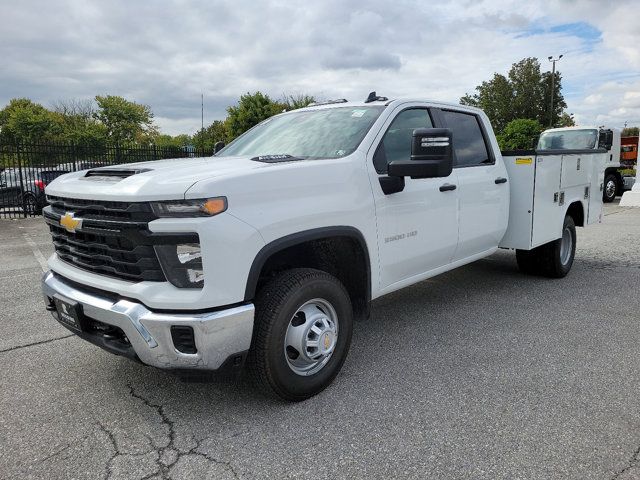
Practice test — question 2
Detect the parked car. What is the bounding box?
[0,168,69,214]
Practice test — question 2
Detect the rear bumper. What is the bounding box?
[41,271,254,372]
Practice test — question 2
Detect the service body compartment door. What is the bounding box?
[560,154,589,188]
[587,152,606,224]
[531,154,563,247]
[499,154,535,250]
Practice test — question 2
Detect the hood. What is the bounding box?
[45,156,271,201]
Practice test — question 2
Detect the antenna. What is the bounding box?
[201,93,204,131]
[365,91,388,103]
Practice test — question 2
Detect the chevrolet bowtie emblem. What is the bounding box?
[60,212,82,233]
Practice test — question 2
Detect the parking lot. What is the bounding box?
[1,202,639,480]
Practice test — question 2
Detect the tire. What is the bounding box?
[247,268,353,401]
[22,194,39,216]
[515,249,539,275]
[516,215,576,278]
[603,174,617,203]
[538,215,576,278]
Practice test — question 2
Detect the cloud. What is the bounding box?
[0,0,639,134]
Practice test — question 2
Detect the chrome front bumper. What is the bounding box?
[42,271,255,371]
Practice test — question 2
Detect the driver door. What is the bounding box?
[367,105,459,292]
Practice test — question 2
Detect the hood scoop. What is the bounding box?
[84,168,152,180]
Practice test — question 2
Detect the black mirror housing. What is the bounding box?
[387,128,453,179]
[598,129,613,150]
[214,141,225,154]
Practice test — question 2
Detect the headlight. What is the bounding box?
[155,243,204,288]
[151,197,227,218]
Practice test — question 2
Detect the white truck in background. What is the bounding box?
[537,126,634,202]
[41,94,608,401]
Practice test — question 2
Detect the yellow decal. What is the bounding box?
[515,157,533,165]
[60,212,82,233]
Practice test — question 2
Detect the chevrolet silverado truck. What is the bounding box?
[41,94,608,401]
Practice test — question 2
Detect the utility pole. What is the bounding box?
[201,93,204,131]
[548,55,563,127]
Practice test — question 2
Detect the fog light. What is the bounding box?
[155,242,204,288]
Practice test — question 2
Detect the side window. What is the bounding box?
[373,108,433,174]
[441,110,492,167]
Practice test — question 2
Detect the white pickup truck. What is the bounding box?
[41,94,608,400]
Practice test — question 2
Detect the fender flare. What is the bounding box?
[243,226,371,303]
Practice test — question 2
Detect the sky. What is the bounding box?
[1,0,639,136]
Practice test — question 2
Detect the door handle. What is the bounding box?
[439,183,457,192]
[495,177,507,184]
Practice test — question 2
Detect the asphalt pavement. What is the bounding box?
[1,202,639,479]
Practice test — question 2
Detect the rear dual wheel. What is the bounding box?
[248,268,353,401]
[516,215,576,278]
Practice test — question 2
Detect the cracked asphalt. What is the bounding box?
[1,201,639,479]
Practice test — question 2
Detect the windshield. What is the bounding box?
[537,129,598,150]
[218,106,385,159]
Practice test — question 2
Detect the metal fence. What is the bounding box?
[0,142,214,219]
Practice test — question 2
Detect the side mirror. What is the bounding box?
[214,141,225,154]
[387,128,453,179]
[598,130,613,150]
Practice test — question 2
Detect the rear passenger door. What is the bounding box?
[436,109,509,261]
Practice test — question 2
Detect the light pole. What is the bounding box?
[548,54,563,127]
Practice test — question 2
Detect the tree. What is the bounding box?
[557,112,575,128]
[281,94,316,110]
[51,98,107,145]
[153,133,192,148]
[94,95,155,144]
[496,118,544,150]
[461,74,513,133]
[225,92,286,140]
[0,98,60,144]
[461,57,567,133]
[192,120,228,150]
[622,127,639,136]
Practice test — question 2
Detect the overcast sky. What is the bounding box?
[1,0,639,135]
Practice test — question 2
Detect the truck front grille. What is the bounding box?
[44,196,198,283]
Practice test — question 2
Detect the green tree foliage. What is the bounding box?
[94,95,155,144]
[461,74,513,133]
[0,98,60,143]
[192,120,228,150]
[557,112,576,127]
[281,94,316,110]
[461,57,567,133]
[225,92,287,140]
[153,134,191,148]
[622,127,639,136]
[0,91,317,148]
[51,99,107,145]
[496,118,544,150]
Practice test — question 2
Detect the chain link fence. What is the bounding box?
[0,143,213,219]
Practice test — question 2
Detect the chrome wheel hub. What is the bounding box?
[284,299,338,376]
[605,180,616,198]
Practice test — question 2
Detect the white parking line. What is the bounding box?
[23,234,48,272]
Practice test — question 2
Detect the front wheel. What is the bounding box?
[247,268,353,401]
[603,174,618,203]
